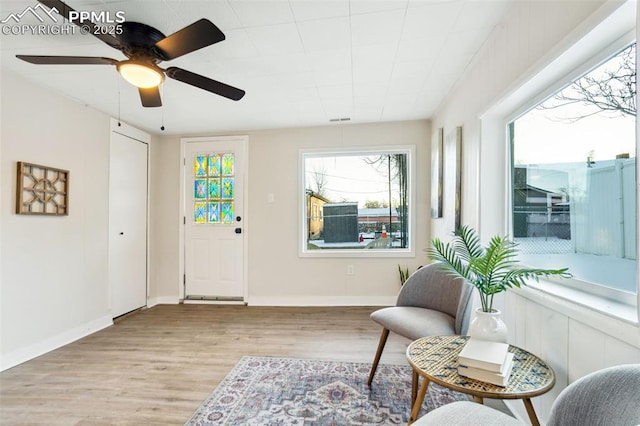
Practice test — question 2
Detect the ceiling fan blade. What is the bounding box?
[16,55,118,65]
[37,0,121,49]
[153,19,225,61]
[139,87,162,107]
[166,67,245,101]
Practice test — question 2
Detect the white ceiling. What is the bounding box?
[0,0,512,135]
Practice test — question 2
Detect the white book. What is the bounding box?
[457,339,509,373]
[458,353,515,387]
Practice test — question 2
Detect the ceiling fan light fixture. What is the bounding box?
[117,60,164,88]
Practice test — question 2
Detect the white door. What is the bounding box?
[184,137,246,300]
[109,131,148,317]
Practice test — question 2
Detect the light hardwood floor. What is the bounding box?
[0,305,412,425]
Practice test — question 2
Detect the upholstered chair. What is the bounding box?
[367,262,473,386]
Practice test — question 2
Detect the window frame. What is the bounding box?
[504,34,638,308]
[298,145,416,258]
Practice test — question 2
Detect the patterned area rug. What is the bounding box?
[185,356,470,425]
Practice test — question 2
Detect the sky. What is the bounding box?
[305,154,399,207]
[514,43,635,166]
[514,108,635,166]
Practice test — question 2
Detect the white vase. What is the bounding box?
[468,307,508,343]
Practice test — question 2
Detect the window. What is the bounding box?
[510,42,636,298]
[193,153,235,224]
[300,147,413,255]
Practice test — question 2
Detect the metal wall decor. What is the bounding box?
[444,127,462,232]
[16,161,69,215]
[430,127,444,218]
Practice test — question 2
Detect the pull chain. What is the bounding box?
[160,83,165,131]
[117,76,122,126]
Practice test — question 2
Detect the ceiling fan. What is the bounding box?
[16,0,245,107]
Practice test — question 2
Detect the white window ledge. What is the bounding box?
[510,280,640,348]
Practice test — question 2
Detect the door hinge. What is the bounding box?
[183,274,186,284]
[183,216,186,225]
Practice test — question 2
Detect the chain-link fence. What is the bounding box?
[514,211,573,254]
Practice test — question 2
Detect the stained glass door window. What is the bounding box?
[193,153,235,224]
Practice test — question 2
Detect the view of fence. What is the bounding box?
[514,157,636,261]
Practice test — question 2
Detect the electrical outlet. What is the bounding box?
[347,264,354,275]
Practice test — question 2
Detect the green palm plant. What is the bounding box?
[427,225,571,312]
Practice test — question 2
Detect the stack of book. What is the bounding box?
[457,339,514,387]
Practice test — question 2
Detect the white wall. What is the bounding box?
[432,0,611,239]
[430,0,640,423]
[0,71,114,370]
[150,121,430,305]
[0,61,430,370]
[148,131,179,305]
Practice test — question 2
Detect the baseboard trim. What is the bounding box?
[147,296,180,307]
[0,314,113,372]
[247,296,396,307]
[143,296,396,308]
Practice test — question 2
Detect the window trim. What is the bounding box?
[479,0,638,322]
[298,145,416,258]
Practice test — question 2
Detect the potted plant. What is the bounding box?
[398,264,410,286]
[427,225,571,341]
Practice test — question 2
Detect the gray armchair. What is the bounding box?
[367,263,473,386]
[413,364,640,425]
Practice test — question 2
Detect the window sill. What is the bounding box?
[298,248,414,258]
[510,280,639,346]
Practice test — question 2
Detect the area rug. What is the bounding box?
[185,356,470,425]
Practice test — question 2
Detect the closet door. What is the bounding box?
[109,130,148,318]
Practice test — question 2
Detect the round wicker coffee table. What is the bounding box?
[406,335,555,425]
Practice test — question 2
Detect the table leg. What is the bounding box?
[411,370,418,405]
[522,398,540,426]
[408,376,430,425]
[472,395,483,404]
